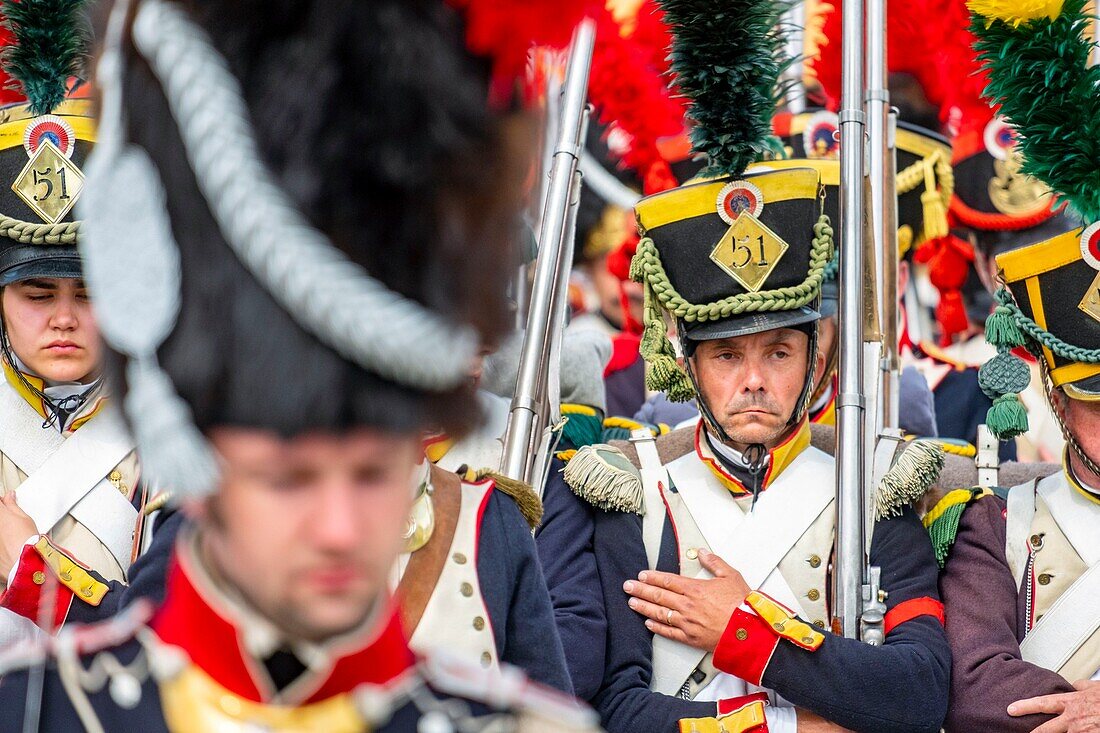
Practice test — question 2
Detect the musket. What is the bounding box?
[857,0,896,645]
[499,20,596,487]
[833,0,869,641]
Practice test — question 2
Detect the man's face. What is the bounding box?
[587,255,625,328]
[198,427,421,642]
[1,278,101,383]
[691,328,824,450]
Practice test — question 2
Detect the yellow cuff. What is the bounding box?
[747,590,825,651]
[678,700,767,733]
[34,537,109,606]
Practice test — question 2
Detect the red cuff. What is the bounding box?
[713,607,780,686]
[0,544,72,629]
[883,597,945,636]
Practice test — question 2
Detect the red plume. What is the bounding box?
[812,0,945,112]
[449,0,586,108]
[587,1,684,194]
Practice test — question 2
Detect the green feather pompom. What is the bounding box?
[658,0,794,178]
[969,0,1100,221]
[3,0,89,116]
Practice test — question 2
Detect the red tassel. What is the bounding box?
[606,232,639,282]
[914,233,975,343]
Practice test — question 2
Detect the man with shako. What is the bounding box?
[0,0,602,730]
[543,1,951,731]
[932,1,1100,730]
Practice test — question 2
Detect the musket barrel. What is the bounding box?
[834,0,868,640]
[500,20,596,484]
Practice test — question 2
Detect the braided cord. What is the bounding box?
[1005,297,1100,364]
[633,214,834,322]
[0,213,80,245]
[131,0,479,392]
[896,149,953,203]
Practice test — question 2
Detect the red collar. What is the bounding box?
[151,541,414,704]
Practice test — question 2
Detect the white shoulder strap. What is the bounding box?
[631,428,667,570]
[1020,560,1100,673]
[1006,480,1038,590]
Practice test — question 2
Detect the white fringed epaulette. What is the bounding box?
[875,439,946,520]
[561,444,644,514]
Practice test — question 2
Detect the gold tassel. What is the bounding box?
[920,158,949,241]
[473,469,544,530]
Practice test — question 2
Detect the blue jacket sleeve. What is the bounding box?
[478,489,572,695]
[759,507,950,733]
[535,460,607,701]
[58,509,184,626]
[590,506,718,732]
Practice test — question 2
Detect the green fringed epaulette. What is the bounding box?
[875,439,947,520]
[560,404,604,451]
[561,444,644,514]
[473,469,544,530]
[923,487,992,568]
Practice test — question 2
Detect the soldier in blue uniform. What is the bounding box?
[539,2,950,731]
[0,0,602,730]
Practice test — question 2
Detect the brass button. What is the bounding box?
[807,589,821,602]
[108,471,122,482]
[31,571,45,585]
[735,628,748,641]
[1030,534,1044,550]
[473,616,486,631]
[813,620,826,629]
[81,587,93,598]
[808,554,822,568]
[460,582,474,597]
[773,622,786,632]
[480,651,492,667]
[452,552,467,565]
[1038,573,1053,586]
[801,637,815,645]
[59,571,72,582]
[685,548,699,561]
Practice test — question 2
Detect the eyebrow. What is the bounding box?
[18,279,58,290]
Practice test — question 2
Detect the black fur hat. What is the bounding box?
[83,0,531,493]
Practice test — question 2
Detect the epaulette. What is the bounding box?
[923,487,992,568]
[917,436,977,458]
[420,651,600,731]
[601,416,667,443]
[559,403,604,451]
[561,443,643,514]
[471,469,543,530]
[875,439,946,520]
[554,449,578,463]
[143,490,173,515]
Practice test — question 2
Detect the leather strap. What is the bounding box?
[397,465,461,635]
[632,428,668,570]
[1020,558,1100,674]
[1006,480,1037,590]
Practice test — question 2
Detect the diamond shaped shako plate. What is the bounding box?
[710,212,789,292]
[12,139,85,224]
[1079,271,1100,324]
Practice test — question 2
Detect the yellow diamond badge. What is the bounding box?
[710,212,789,292]
[12,140,84,224]
[1078,272,1100,325]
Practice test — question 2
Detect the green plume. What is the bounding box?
[969,0,1100,221]
[658,0,793,178]
[3,0,89,116]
